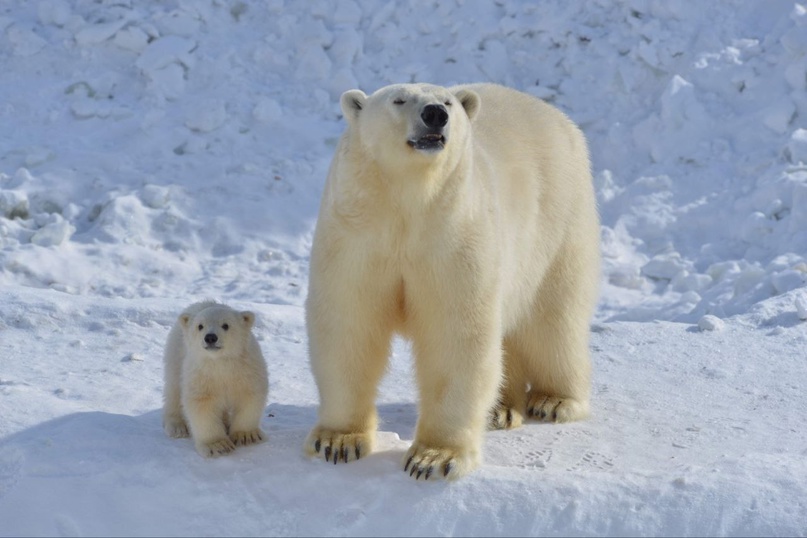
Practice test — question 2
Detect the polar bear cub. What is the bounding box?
[304,82,600,480]
[163,301,269,457]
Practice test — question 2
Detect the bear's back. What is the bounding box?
[450,83,587,172]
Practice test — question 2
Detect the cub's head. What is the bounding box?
[179,305,255,358]
[340,83,480,168]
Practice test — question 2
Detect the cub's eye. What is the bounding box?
[444,100,452,106]
[393,98,406,105]
[197,324,204,331]
[222,323,229,331]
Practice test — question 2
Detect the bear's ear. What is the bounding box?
[340,89,367,123]
[179,313,192,330]
[453,89,480,121]
[240,311,255,330]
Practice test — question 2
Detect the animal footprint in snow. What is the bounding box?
[568,451,614,472]
[523,449,553,469]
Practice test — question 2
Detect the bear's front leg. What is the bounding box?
[183,393,235,457]
[229,396,266,447]
[404,336,502,479]
[404,267,504,480]
[304,246,397,465]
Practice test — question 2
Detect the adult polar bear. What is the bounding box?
[305,83,600,480]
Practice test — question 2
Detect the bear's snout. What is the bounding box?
[204,333,219,347]
[408,104,449,151]
[421,104,448,129]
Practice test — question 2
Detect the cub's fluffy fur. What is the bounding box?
[163,301,268,457]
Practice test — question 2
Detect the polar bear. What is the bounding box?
[163,301,269,458]
[304,83,600,480]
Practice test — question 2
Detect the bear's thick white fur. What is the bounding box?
[305,83,600,480]
[163,301,269,458]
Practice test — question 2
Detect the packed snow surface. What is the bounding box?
[1,0,806,536]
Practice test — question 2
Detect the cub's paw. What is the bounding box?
[304,426,374,464]
[489,404,524,430]
[402,442,479,481]
[197,437,236,458]
[526,393,589,423]
[231,429,264,446]
[164,417,190,438]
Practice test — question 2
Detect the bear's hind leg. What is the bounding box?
[516,247,596,424]
[489,341,528,430]
[162,337,189,438]
[163,382,190,438]
[164,414,190,439]
[519,313,592,424]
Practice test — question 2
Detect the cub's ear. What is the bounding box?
[453,89,480,121]
[179,314,192,330]
[340,89,367,123]
[241,311,255,330]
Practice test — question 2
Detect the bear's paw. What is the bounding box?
[164,417,190,438]
[526,393,589,423]
[304,426,374,464]
[488,404,524,430]
[402,442,478,481]
[230,429,264,446]
[198,437,236,457]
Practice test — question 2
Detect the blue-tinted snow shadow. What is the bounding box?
[0,401,417,488]
[266,401,417,441]
[0,403,417,536]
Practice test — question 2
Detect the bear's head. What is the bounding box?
[340,83,480,170]
[179,305,255,358]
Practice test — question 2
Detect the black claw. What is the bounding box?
[355,446,361,460]
[506,408,513,426]
[314,439,321,453]
[342,446,348,463]
[410,464,418,477]
[416,468,424,479]
[425,466,433,480]
[527,407,535,417]
[539,409,547,419]
[443,462,453,477]
[324,446,331,462]
[404,455,413,472]
[551,401,562,422]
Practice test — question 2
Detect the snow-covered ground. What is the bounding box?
[1,0,806,535]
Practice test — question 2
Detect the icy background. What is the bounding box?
[1,0,806,536]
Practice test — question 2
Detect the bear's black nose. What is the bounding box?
[421,104,448,128]
[204,333,218,345]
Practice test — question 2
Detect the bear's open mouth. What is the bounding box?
[407,133,445,151]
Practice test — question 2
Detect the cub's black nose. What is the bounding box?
[421,104,448,128]
[204,333,218,345]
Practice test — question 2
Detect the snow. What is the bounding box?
[1,0,806,535]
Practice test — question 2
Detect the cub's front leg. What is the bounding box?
[182,391,235,458]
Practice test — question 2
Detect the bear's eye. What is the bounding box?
[197,324,204,331]
[222,323,229,331]
[393,98,406,105]
[444,100,452,106]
